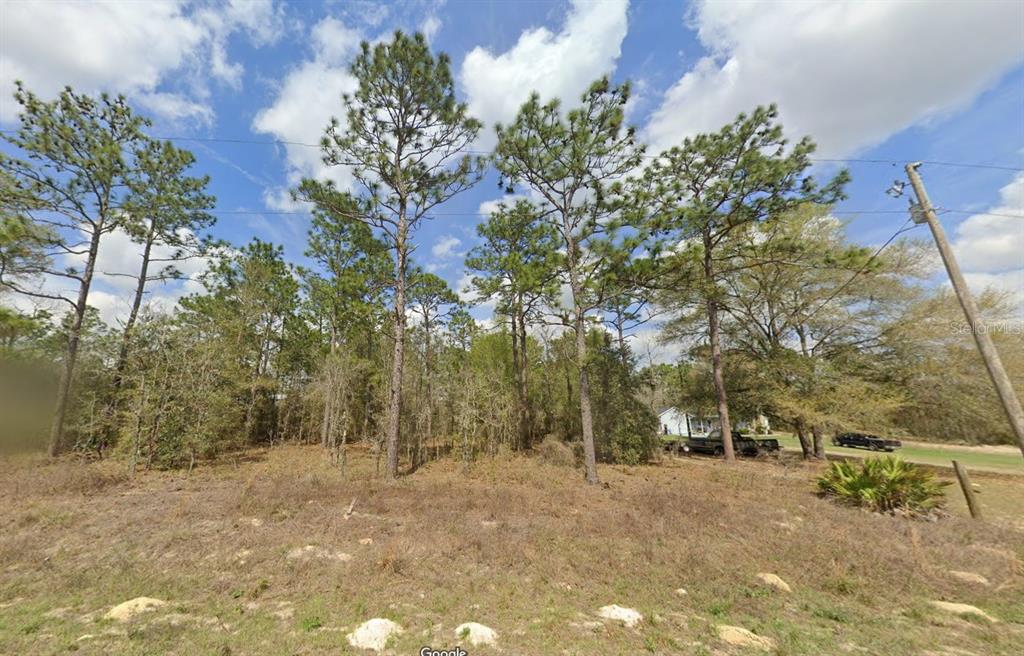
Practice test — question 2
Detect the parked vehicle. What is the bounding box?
[832,432,902,452]
[685,429,781,457]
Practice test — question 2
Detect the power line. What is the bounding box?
[5,128,1020,172]
[9,123,1020,219]
[800,219,919,326]
[170,136,1024,172]
[5,129,1021,219]
[207,208,909,217]
[808,158,1022,173]
[203,207,1024,220]
[940,209,1024,219]
[153,135,322,148]
[161,136,1024,171]
[155,135,1024,171]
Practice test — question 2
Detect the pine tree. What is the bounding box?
[115,139,215,397]
[638,106,848,460]
[0,83,147,456]
[465,199,560,449]
[492,78,644,484]
[303,31,483,479]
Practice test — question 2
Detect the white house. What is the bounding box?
[658,407,769,437]
[658,407,714,437]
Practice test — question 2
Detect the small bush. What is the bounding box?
[536,436,576,467]
[817,456,949,516]
[38,464,127,496]
[609,411,659,466]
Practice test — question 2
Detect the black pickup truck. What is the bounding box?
[832,432,902,452]
[684,429,781,457]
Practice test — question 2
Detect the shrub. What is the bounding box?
[817,456,949,516]
[536,435,576,467]
[603,398,659,465]
[610,418,657,466]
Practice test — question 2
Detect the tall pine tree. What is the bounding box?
[493,78,644,484]
[301,32,482,479]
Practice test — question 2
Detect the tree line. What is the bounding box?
[2,32,1020,482]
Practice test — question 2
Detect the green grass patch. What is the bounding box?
[771,434,1023,473]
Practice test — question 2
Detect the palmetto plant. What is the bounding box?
[817,456,950,515]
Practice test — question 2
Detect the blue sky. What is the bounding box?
[1,0,1022,339]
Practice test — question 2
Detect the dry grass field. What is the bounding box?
[1,445,1022,655]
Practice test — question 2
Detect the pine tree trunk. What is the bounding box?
[49,220,105,457]
[518,311,532,449]
[114,231,155,392]
[385,218,408,479]
[576,310,599,484]
[512,308,531,450]
[105,232,156,448]
[616,314,629,368]
[244,323,271,443]
[424,315,433,464]
[564,362,574,439]
[564,221,599,483]
[510,312,521,447]
[129,373,147,477]
[321,371,334,449]
[49,330,81,457]
[704,233,734,461]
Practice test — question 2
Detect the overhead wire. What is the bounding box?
[4,129,1021,220]
[5,128,1021,172]
[800,218,920,326]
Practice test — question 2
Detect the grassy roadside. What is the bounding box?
[765,434,1024,475]
[1,444,1022,655]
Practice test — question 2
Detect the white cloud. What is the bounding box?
[310,16,362,64]
[953,172,1024,312]
[455,271,477,303]
[477,195,528,218]
[7,235,212,327]
[261,188,308,213]
[962,270,1024,308]
[195,0,287,88]
[954,173,1024,274]
[44,226,218,325]
[455,270,498,316]
[431,235,462,259]
[460,0,629,145]
[68,227,204,290]
[0,0,284,124]
[221,0,285,47]
[1,284,60,318]
[620,325,682,366]
[330,0,391,29]
[84,290,131,326]
[421,14,442,43]
[644,1,1024,156]
[135,91,215,126]
[252,16,361,198]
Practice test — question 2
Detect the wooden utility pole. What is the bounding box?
[951,460,982,519]
[905,163,1024,461]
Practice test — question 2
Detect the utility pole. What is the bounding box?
[905,163,1024,461]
